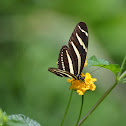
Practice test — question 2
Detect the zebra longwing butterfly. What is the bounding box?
[48,22,88,80]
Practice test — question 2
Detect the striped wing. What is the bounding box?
[58,22,88,76]
[48,68,77,79]
[57,45,76,75]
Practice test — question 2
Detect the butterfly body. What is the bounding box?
[48,22,88,80]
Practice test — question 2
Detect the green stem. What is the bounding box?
[117,55,126,79]
[76,95,84,126]
[77,81,118,126]
[119,70,126,81]
[60,90,73,126]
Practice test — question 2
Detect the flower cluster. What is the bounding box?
[67,72,97,95]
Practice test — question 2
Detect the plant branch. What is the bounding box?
[117,55,126,78]
[119,70,126,81]
[76,95,84,126]
[77,81,118,126]
[60,90,73,126]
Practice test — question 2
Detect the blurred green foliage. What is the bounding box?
[0,0,126,126]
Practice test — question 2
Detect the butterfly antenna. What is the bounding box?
[90,65,106,74]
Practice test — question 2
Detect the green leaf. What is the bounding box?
[7,114,41,126]
[0,109,8,126]
[99,64,121,74]
[87,55,121,75]
[87,55,109,67]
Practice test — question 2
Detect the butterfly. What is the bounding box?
[48,22,88,80]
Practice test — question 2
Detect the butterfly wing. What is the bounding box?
[48,68,77,79]
[58,22,88,76]
[57,45,76,75]
[49,22,88,78]
[68,22,88,75]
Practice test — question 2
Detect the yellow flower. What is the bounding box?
[67,78,75,83]
[67,72,97,95]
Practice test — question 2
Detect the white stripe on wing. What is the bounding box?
[78,25,88,37]
[66,50,74,74]
[76,33,87,52]
[71,41,81,75]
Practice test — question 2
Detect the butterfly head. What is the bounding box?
[77,74,85,80]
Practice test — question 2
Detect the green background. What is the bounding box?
[0,0,126,126]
